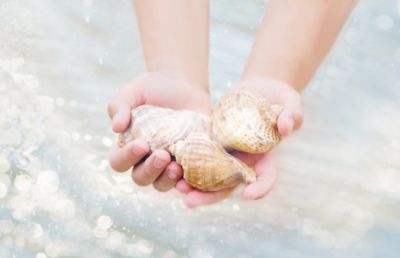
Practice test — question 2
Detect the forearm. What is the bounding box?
[242,0,358,91]
[133,0,209,90]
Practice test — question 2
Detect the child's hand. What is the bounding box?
[176,77,303,208]
[107,72,211,192]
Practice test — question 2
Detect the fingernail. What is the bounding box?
[132,145,146,156]
[167,169,178,180]
[153,157,167,169]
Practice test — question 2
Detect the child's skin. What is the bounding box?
[107,0,357,208]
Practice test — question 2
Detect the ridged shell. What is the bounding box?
[118,105,209,151]
[211,89,283,154]
[169,133,256,191]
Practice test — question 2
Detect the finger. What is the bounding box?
[175,179,193,194]
[109,139,149,172]
[277,109,295,137]
[153,162,183,192]
[242,154,277,200]
[107,85,144,133]
[112,102,132,133]
[278,95,304,135]
[107,98,132,133]
[131,150,170,186]
[184,188,234,208]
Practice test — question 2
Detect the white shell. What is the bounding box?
[118,105,209,151]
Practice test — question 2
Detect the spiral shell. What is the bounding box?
[118,105,209,151]
[169,133,256,191]
[211,89,283,154]
[117,89,283,191]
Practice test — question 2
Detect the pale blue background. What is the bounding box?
[0,0,399,257]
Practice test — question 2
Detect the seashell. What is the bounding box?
[169,133,256,191]
[211,89,283,154]
[118,105,210,151]
[117,90,283,191]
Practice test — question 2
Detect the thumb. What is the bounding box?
[277,109,295,137]
[111,102,132,133]
[277,100,303,137]
[107,84,144,133]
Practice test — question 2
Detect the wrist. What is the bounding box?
[143,69,210,95]
[145,59,209,93]
[241,51,307,92]
[236,76,298,96]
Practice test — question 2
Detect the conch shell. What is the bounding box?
[211,89,283,154]
[118,105,209,151]
[117,89,283,191]
[169,133,256,191]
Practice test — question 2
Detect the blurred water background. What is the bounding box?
[1,0,399,257]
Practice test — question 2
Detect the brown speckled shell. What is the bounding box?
[118,90,282,191]
[211,89,283,154]
[169,133,256,191]
[118,105,209,151]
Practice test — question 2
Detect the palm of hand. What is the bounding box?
[108,74,303,208]
[107,72,211,193]
[110,73,211,121]
[176,78,303,208]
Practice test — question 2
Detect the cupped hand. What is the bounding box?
[176,77,304,208]
[107,72,211,192]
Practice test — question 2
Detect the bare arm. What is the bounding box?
[108,1,210,195]
[242,0,358,91]
[133,0,209,90]
[181,0,358,208]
